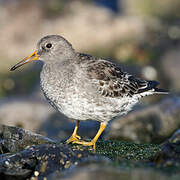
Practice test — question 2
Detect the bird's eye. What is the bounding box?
[46,43,52,48]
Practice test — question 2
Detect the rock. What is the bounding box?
[108,97,180,143]
[153,129,180,168]
[57,165,175,180]
[0,143,93,179]
[0,124,160,180]
[0,125,94,179]
[1,124,180,180]
[168,129,180,144]
[0,124,54,153]
[48,156,111,180]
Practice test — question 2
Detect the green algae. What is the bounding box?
[96,140,160,161]
[71,139,180,176]
[93,140,180,179]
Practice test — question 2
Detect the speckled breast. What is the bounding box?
[40,64,139,122]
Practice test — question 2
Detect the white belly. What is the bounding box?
[41,83,139,122]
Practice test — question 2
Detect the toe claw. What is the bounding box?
[66,134,82,144]
[76,135,81,140]
[72,140,96,151]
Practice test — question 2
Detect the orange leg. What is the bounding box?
[66,120,81,144]
[72,122,107,151]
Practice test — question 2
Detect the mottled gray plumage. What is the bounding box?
[36,35,167,122]
[10,35,168,149]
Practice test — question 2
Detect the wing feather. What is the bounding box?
[77,53,165,98]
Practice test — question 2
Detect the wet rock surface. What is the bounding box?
[0,144,94,180]
[0,125,94,179]
[153,129,180,169]
[0,124,55,153]
[1,124,180,180]
[60,165,176,180]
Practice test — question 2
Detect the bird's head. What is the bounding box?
[10,35,75,71]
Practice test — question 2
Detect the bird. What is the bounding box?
[10,35,168,150]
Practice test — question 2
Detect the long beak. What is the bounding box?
[10,51,39,71]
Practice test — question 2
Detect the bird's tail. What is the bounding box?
[137,80,168,97]
[153,87,169,94]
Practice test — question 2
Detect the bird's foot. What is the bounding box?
[66,134,81,144]
[72,140,96,151]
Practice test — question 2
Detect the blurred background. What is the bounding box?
[0,0,180,144]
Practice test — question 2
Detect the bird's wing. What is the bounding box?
[78,54,161,98]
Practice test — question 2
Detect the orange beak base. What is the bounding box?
[10,51,39,71]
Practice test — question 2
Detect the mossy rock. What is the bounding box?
[96,140,160,161]
[1,125,180,179]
